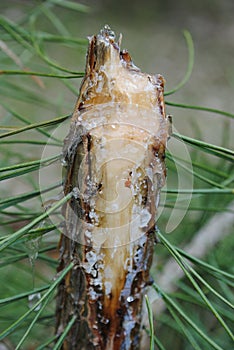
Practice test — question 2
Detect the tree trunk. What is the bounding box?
[56,25,170,350]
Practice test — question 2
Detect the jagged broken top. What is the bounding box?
[73,25,166,117]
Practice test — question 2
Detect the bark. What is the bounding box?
[56,25,170,350]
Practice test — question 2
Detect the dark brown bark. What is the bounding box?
[56,25,170,350]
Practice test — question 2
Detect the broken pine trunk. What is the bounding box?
[56,25,170,350]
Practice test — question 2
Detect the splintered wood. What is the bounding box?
[56,25,170,350]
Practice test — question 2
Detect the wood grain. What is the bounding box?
[55,25,170,350]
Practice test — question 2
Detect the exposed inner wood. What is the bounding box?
[56,25,170,350]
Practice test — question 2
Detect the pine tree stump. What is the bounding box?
[56,25,170,350]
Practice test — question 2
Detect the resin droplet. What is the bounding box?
[25,229,42,289]
[100,24,116,41]
[127,296,134,303]
[139,208,151,228]
[61,157,67,167]
[28,292,41,312]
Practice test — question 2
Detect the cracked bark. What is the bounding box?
[55,25,170,350]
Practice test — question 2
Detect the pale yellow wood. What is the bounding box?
[56,25,170,350]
